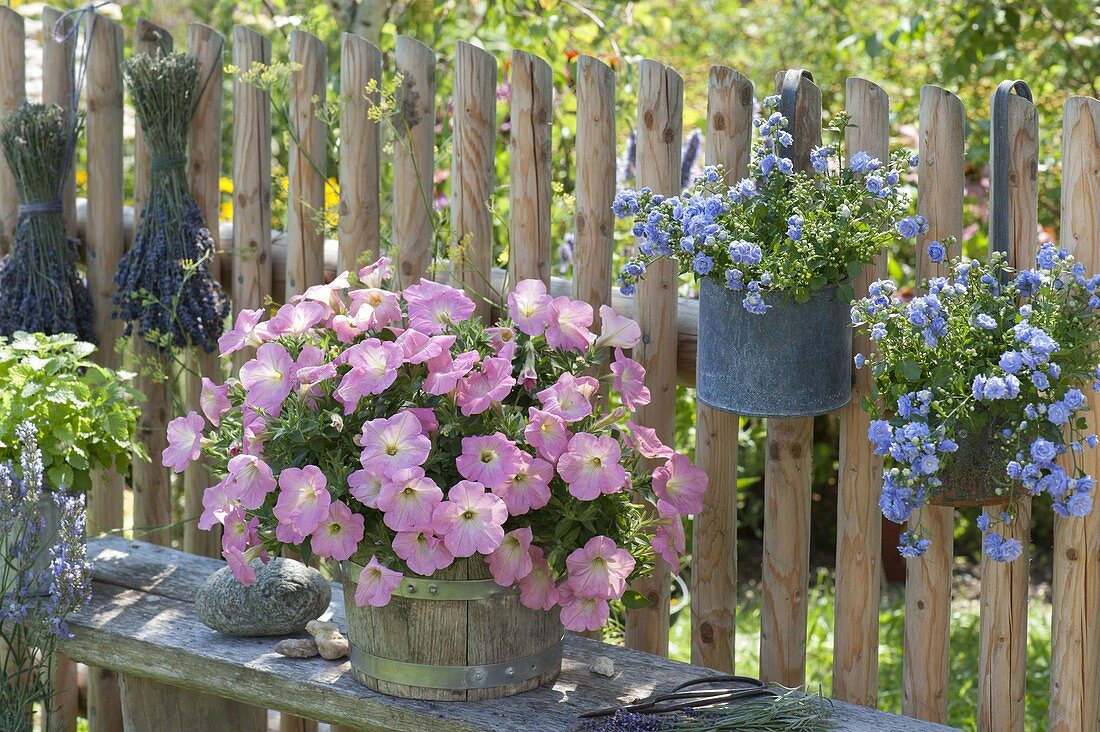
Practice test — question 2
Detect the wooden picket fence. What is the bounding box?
[1,7,1099,732]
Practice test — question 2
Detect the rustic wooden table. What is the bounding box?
[60,536,960,731]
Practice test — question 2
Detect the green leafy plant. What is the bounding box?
[0,332,145,493]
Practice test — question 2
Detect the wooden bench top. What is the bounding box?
[60,536,959,731]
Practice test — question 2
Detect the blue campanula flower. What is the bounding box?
[897,216,921,239]
[728,240,763,265]
[724,268,744,291]
[999,351,1023,374]
[849,151,877,173]
[976,512,992,532]
[1031,437,1058,464]
[927,240,946,263]
[742,290,769,315]
[984,533,1023,562]
[975,313,997,330]
[1048,400,1072,426]
[692,252,714,275]
[871,323,887,341]
[898,531,931,558]
[865,176,885,195]
[854,353,866,369]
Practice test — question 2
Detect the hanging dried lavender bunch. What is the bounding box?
[113,52,227,353]
[0,103,95,342]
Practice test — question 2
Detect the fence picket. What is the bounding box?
[977,84,1038,732]
[1050,94,1100,732]
[286,30,327,298]
[508,50,552,286]
[832,77,889,705]
[690,65,752,673]
[759,70,819,688]
[452,41,497,317]
[41,7,75,236]
[625,59,682,658]
[184,22,225,559]
[337,33,382,272]
[0,7,23,254]
[572,56,615,313]
[393,36,435,284]
[903,84,965,724]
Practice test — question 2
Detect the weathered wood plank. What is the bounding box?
[508,50,553,286]
[0,7,24,254]
[337,33,382,272]
[41,6,75,237]
[64,537,958,732]
[119,673,266,731]
[393,36,436,285]
[286,29,327,298]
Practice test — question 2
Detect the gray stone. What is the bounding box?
[195,558,331,637]
[275,638,319,658]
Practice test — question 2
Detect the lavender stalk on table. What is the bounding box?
[112,52,228,353]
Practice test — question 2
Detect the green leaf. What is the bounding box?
[836,283,856,304]
[620,590,653,609]
[897,359,922,382]
[846,261,864,280]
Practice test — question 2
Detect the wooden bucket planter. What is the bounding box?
[341,556,564,701]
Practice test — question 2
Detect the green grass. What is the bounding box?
[667,576,1053,731]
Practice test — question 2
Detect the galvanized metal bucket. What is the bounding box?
[696,278,853,418]
[930,424,1008,507]
[341,558,564,701]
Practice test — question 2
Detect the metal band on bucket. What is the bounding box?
[349,637,564,690]
[343,560,515,601]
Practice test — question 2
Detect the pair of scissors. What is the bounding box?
[578,674,775,718]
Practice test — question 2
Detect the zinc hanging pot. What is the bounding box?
[696,278,853,418]
[930,423,1008,507]
[340,555,564,701]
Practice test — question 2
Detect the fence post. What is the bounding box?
[903,84,964,724]
[393,36,435,284]
[41,6,76,236]
[452,41,497,317]
[759,69,819,688]
[337,33,382,272]
[0,7,23,254]
[508,50,552,286]
[832,77,889,705]
[976,81,1038,732]
[85,14,126,732]
[1049,95,1100,732]
[183,22,225,559]
[691,65,752,672]
[572,55,615,310]
[286,30,327,298]
[626,59,682,658]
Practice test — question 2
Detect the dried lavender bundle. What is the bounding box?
[113,52,227,353]
[0,102,95,342]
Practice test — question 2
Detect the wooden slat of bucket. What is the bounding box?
[337,33,382,272]
[85,14,126,732]
[286,29,327,298]
[690,65,752,673]
[41,7,76,236]
[572,55,615,310]
[759,69,819,688]
[903,84,964,724]
[508,50,553,286]
[625,59,682,658]
[131,19,174,550]
[231,25,273,367]
[976,85,1038,732]
[1050,95,1100,732]
[393,36,435,285]
[183,22,225,559]
[0,7,24,254]
[451,41,497,318]
[832,76,888,705]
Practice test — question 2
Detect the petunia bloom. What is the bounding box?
[454,357,516,416]
[525,408,572,464]
[651,499,685,567]
[224,546,258,585]
[405,279,477,334]
[431,481,508,557]
[221,506,259,553]
[377,468,444,532]
[226,454,277,510]
[335,339,405,413]
[623,420,674,460]
[218,308,266,357]
[199,478,237,530]
[392,530,454,576]
[611,348,651,411]
[486,527,534,586]
[544,296,595,352]
[354,556,403,607]
[456,433,524,489]
[200,378,231,427]
[536,373,599,422]
[557,433,628,500]
[358,411,432,473]
[424,350,481,395]
[239,343,296,415]
[163,411,205,473]
[518,546,560,611]
[494,453,553,514]
[565,535,635,599]
[652,453,708,515]
[273,465,332,537]
[557,583,611,632]
[508,279,553,336]
[259,301,327,337]
[593,305,642,349]
[347,469,384,508]
[357,257,393,288]
[311,501,366,561]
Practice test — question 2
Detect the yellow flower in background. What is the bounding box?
[219,177,233,194]
[75,169,88,189]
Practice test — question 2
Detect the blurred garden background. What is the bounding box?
[11,0,1099,728]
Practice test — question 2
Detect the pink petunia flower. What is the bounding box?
[652,453,708,515]
[259,301,327,337]
[565,535,635,599]
[273,465,332,537]
[651,499,686,567]
[424,350,480,395]
[406,407,438,434]
[199,478,238,530]
[200,378,231,427]
[396,330,456,365]
[354,556,403,607]
[241,406,267,456]
[594,305,642,349]
[392,530,454,576]
[163,411,205,473]
[495,453,553,515]
[486,527,534,586]
[536,373,599,422]
[224,546,258,585]
[454,357,516,416]
[518,546,560,611]
[405,279,477,334]
[508,279,553,336]
[357,257,393,288]
[348,288,402,329]
[347,468,384,508]
[239,343,296,415]
[335,339,405,413]
[218,308,266,357]
[623,420,674,460]
[358,411,432,473]
[302,271,349,314]
[221,506,259,553]
[525,408,572,464]
[544,296,595,352]
[557,433,628,500]
[611,349,651,411]
[487,327,518,362]
[431,481,508,557]
[456,433,523,489]
[377,468,444,532]
[226,454,277,509]
[558,585,611,632]
[311,500,366,560]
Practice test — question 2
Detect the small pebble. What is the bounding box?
[591,656,615,677]
[307,619,350,660]
[275,638,319,659]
